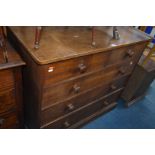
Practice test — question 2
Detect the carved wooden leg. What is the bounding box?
[34,26,42,49]
[113,26,120,40]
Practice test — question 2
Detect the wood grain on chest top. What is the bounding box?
[8,27,151,65]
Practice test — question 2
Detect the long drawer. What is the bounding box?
[0,111,19,129]
[42,60,134,108]
[0,89,16,114]
[41,75,128,124]
[41,89,122,129]
[43,43,146,86]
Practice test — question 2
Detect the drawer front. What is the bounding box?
[0,70,15,94]
[0,112,19,129]
[0,89,16,114]
[41,76,128,124]
[42,60,134,108]
[41,90,122,129]
[44,43,146,86]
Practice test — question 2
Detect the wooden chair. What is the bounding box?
[34,26,120,49]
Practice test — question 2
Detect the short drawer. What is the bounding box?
[0,112,19,129]
[42,60,134,108]
[41,76,128,124]
[41,90,122,129]
[0,70,15,94]
[0,89,16,114]
[43,43,146,86]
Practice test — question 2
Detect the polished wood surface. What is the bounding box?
[7,26,150,128]
[43,43,146,84]
[42,89,122,129]
[42,61,133,108]
[0,111,19,129]
[41,76,128,124]
[8,27,151,64]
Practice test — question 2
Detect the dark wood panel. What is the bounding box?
[0,89,16,114]
[13,67,24,128]
[0,111,19,129]
[0,69,15,94]
[7,29,44,128]
[42,90,122,129]
[121,63,155,106]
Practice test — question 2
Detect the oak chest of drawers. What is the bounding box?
[7,27,151,128]
[0,36,25,128]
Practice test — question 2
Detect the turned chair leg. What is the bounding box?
[92,26,96,46]
[34,26,42,49]
[113,26,120,40]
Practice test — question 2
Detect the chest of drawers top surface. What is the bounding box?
[8,27,151,65]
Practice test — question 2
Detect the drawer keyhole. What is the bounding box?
[126,49,134,57]
[110,85,117,90]
[119,68,126,75]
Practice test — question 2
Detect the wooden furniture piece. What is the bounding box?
[142,45,155,65]
[121,55,155,107]
[0,28,25,129]
[7,26,151,129]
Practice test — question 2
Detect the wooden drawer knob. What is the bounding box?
[126,49,134,57]
[110,84,117,90]
[73,84,80,93]
[78,64,87,73]
[103,101,109,106]
[119,68,126,75]
[64,121,70,128]
[67,104,75,111]
[0,118,4,127]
